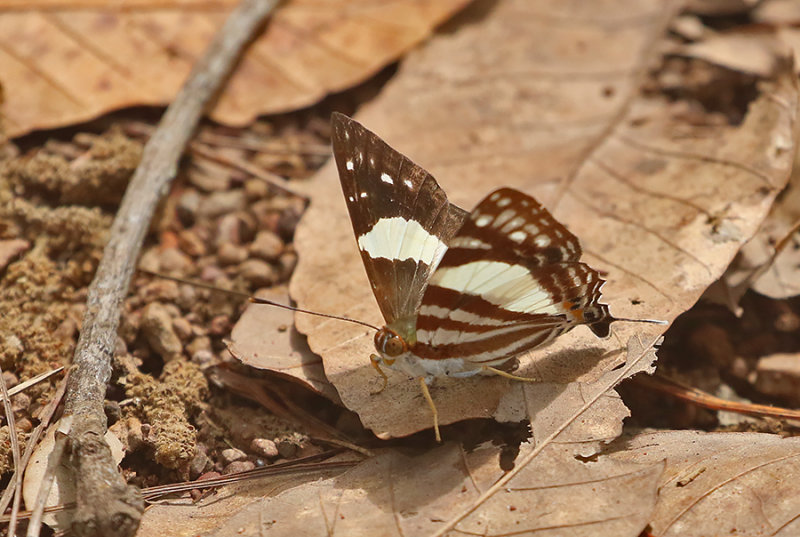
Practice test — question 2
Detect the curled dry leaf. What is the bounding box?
[723,149,800,300]
[0,0,470,137]
[230,286,340,402]
[609,430,800,537]
[283,0,799,440]
[139,442,662,537]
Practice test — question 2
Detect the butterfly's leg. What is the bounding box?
[482,366,538,382]
[418,377,441,443]
[370,354,389,394]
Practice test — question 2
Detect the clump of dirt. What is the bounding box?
[7,129,142,206]
[123,359,208,474]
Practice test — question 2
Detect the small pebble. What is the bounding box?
[11,392,30,415]
[138,280,179,303]
[277,251,298,281]
[191,349,214,366]
[276,439,298,458]
[176,190,202,225]
[249,230,284,261]
[196,470,221,482]
[199,190,246,219]
[236,210,257,243]
[244,179,269,200]
[157,248,192,272]
[216,213,242,247]
[238,259,276,287]
[172,317,193,341]
[220,447,247,464]
[2,371,18,389]
[200,264,227,283]
[190,160,231,191]
[250,438,279,459]
[176,284,198,311]
[223,461,255,475]
[54,317,78,341]
[178,229,207,257]
[217,243,249,266]
[104,400,122,425]
[189,450,210,479]
[186,336,211,356]
[16,418,32,433]
[207,315,232,336]
[755,353,800,404]
[141,303,183,361]
[0,239,30,270]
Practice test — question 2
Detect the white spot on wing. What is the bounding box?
[358,217,447,266]
[360,192,368,198]
[509,230,527,243]
[475,215,492,227]
[450,236,491,249]
[348,196,354,202]
[380,173,393,185]
[494,209,516,228]
[404,179,413,189]
[534,235,551,247]
[502,216,525,232]
[346,160,354,171]
[496,197,511,208]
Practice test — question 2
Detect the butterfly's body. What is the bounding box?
[330,112,620,439]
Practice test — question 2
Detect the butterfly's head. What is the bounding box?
[374,327,408,363]
[581,303,612,338]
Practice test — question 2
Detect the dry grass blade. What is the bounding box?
[0,374,68,517]
[7,368,64,398]
[0,364,22,536]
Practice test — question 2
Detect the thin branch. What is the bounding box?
[51,1,282,536]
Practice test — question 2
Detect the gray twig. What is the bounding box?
[50,1,281,536]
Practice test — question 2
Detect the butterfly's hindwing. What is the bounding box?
[414,188,610,366]
[331,113,467,335]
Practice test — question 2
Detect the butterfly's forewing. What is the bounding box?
[414,188,611,365]
[331,113,468,338]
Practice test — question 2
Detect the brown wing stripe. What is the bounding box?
[412,325,559,361]
[422,285,551,322]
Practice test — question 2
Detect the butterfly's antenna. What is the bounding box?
[138,269,381,332]
[614,317,668,325]
[248,296,380,331]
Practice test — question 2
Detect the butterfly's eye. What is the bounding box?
[375,328,407,357]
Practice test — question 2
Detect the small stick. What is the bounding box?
[635,374,800,421]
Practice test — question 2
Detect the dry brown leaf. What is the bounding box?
[0,0,470,138]
[673,33,784,76]
[136,467,348,537]
[140,442,662,537]
[230,285,340,402]
[22,419,125,530]
[723,146,800,300]
[282,0,799,440]
[609,430,800,537]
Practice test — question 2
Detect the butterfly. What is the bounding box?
[330,112,646,441]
